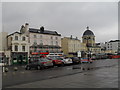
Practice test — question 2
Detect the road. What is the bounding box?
[2,59,119,88]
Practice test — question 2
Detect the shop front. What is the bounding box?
[11,52,28,65]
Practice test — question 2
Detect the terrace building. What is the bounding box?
[61,36,82,57]
[20,23,62,57]
[7,32,29,65]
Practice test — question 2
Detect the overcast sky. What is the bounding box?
[2,2,118,43]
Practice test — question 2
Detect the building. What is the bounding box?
[105,40,120,54]
[96,42,106,53]
[82,27,101,56]
[20,23,62,57]
[7,32,29,65]
[61,35,82,57]
[0,32,8,51]
[0,32,9,65]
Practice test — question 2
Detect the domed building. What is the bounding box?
[82,26,95,47]
[82,26,101,56]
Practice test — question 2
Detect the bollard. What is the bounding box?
[2,67,5,72]
[82,68,85,70]
[87,68,90,70]
[91,67,93,69]
[14,67,18,71]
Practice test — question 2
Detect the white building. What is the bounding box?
[105,40,120,54]
[7,32,29,65]
[20,23,62,56]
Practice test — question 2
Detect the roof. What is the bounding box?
[7,32,22,37]
[109,40,120,42]
[83,30,94,36]
[29,28,61,36]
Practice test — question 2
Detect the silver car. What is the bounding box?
[59,57,73,65]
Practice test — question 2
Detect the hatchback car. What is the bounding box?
[71,57,81,64]
[59,57,73,65]
[25,60,45,70]
[40,58,54,68]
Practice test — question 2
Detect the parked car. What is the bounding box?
[25,58,53,70]
[47,57,64,66]
[71,57,81,64]
[25,59,45,70]
[40,58,54,68]
[81,58,93,63]
[60,57,73,65]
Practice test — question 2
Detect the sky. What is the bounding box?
[2,2,118,43]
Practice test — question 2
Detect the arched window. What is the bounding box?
[15,45,18,51]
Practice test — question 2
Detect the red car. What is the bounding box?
[47,57,64,66]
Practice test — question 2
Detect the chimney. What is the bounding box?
[20,25,25,33]
[24,23,29,32]
[76,37,78,40]
[70,35,72,39]
[40,26,44,32]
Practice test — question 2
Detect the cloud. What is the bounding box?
[2,2,118,42]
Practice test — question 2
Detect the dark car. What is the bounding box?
[25,59,45,70]
[71,57,81,64]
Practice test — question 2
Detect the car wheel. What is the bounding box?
[26,66,30,70]
[61,62,64,66]
[53,62,56,66]
[37,65,41,70]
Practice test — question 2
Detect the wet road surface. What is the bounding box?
[2,59,118,88]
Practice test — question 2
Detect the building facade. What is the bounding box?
[82,27,101,56]
[61,36,82,57]
[0,32,9,65]
[20,23,62,57]
[7,32,29,65]
[105,40,120,54]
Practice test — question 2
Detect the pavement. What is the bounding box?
[2,59,118,88]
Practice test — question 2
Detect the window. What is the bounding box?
[40,35,42,38]
[22,37,26,41]
[51,41,53,45]
[15,36,18,40]
[56,37,58,40]
[40,40,43,45]
[34,40,37,45]
[88,37,91,39]
[15,45,18,51]
[56,41,58,45]
[34,35,37,38]
[11,37,13,41]
[51,36,53,39]
[22,46,25,51]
